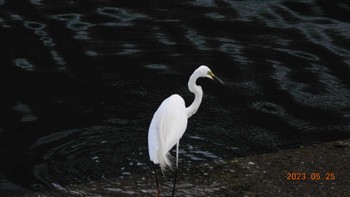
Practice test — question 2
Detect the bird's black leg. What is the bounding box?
[172,142,179,197]
[172,167,178,197]
[153,163,160,196]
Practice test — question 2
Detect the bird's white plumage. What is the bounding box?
[148,65,223,196]
[148,94,187,170]
[148,65,220,172]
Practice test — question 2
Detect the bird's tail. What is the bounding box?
[158,146,173,172]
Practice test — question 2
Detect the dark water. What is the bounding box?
[0,0,350,194]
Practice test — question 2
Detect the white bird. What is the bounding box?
[148,65,224,196]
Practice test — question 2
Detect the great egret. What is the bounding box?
[148,65,224,196]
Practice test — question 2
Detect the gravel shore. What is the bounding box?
[4,139,350,197]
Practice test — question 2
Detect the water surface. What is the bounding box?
[0,0,350,194]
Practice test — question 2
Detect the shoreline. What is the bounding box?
[4,139,350,196]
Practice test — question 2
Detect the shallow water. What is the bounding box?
[0,0,350,194]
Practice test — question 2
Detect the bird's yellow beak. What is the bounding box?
[208,71,224,85]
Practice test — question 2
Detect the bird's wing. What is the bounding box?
[148,94,187,164]
[160,94,188,152]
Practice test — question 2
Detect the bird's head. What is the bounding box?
[197,65,224,85]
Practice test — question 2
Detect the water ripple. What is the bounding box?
[204,12,226,20]
[51,14,81,21]
[14,58,35,71]
[217,39,250,64]
[153,27,176,45]
[258,7,291,29]
[30,0,43,6]
[224,0,274,22]
[185,28,211,51]
[117,43,141,55]
[67,21,94,31]
[271,61,350,110]
[0,17,9,28]
[97,7,147,27]
[51,13,94,40]
[250,101,287,117]
[24,21,46,30]
[2,0,350,194]
[187,0,217,8]
[275,48,320,61]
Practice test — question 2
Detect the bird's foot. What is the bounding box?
[155,188,160,197]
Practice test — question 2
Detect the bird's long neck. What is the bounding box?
[186,72,203,118]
